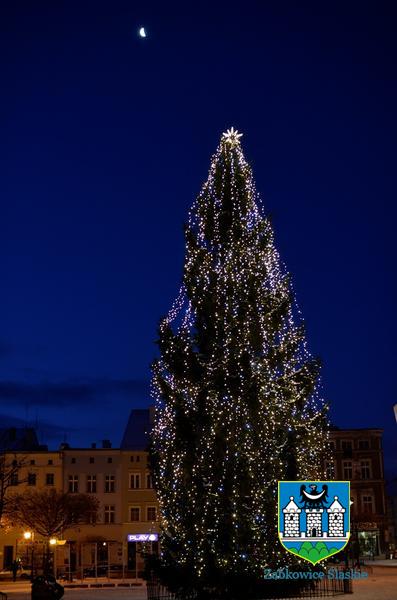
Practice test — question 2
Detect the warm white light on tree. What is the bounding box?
[151,129,328,588]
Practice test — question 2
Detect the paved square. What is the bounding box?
[1,567,396,600]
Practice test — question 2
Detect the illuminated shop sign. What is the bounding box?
[127,533,158,542]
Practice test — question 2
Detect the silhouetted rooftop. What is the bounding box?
[0,427,45,451]
[120,408,153,451]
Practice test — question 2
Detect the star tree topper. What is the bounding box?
[222,127,243,147]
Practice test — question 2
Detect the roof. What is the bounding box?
[283,496,301,513]
[120,408,153,451]
[0,427,44,452]
[329,427,383,435]
[328,496,345,512]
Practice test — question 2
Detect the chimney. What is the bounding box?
[102,440,111,449]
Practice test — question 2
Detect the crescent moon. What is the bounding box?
[139,27,147,38]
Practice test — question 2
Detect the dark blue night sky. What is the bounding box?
[1,2,396,474]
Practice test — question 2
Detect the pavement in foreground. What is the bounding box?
[1,567,396,599]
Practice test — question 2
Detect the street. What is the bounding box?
[0,582,147,600]
[0,567,396,600]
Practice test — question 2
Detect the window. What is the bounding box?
[28,473,36,486]
[107,457,113,464]
[46,473,54,486]
[343,461,353,479]
[360,460,371,480]
[362,495,374,514]
[87,475,97,493]
[341,440,353,450]
[147,507,156,521]
[30,459,36,466]
[71,458,76,464]
[10,473,18,486]
[68,475,79,493]
[325,460,335,480]
[129,473,140,489]
[130,456,134,462]
[129,507,140,522]
[329,441,335,451]
[146,473,153,489]
[48,459,53,465]
[105,474,115,493]
[359,440,370,450]
[104,505,115,524]
[136,455,140,462]
[89,457,94,464]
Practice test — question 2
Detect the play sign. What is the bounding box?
[127,533,158,542]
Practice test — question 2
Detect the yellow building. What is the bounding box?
[120,448,159,577]
[0,427,63,571]
[120,408,159,577]
[60,444,123,577]
[0,414,160,579]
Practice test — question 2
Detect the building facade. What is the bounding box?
[61,443,123,576]
[327,428,387,557]
[0,445,63,571]
[1,423,388,575]
[120,408,159,577]
[0,416,160,578]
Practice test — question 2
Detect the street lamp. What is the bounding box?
[49,539,57,576]
[22,531,35,580]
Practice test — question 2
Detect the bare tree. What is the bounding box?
[0,453,26,526]
[10,489,99,538]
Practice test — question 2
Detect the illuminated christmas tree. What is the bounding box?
[151,129,328,595]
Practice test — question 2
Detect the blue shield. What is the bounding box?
[278,480,350,565]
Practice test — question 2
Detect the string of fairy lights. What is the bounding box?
[151,128,328,577]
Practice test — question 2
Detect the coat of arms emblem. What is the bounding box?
[278,480,350,565]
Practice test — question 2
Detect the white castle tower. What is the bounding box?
[282,496,301,538]
[305,508,323,538]
[327,496,345,537]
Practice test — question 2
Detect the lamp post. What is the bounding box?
[23,531,34,581]
[49,538,57,577]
